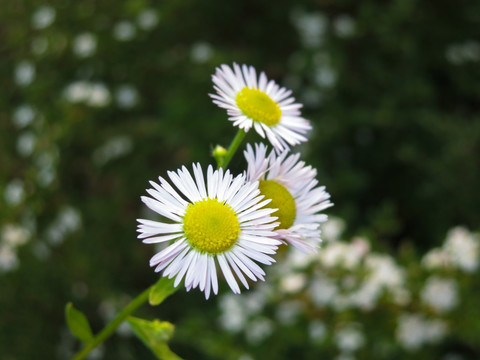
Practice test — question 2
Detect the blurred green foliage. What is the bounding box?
[1,0,479,359]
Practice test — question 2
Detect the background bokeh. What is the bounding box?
[1,1,479,359]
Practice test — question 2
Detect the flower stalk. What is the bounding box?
[215,128,246,169]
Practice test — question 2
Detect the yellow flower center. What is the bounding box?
[183,198,240,254]
[235,87,282,126]
[258,180,296,230]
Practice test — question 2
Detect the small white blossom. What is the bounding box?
[12,105,35,128]
[276,300,302,325]
[113,21,136,41]
[137,9,160,30]
[191,42,213,63]
[309,321,327,342]
[115,85,139,109]
[396,314,448,350]
[73,33,97,58]
[4,179,25,206]
[279,273,307,294]
[246,317,273,344]
[333,15,356,38]
[444,227,479,273]
[309,275,338,307]
[87,83,111,107]
[421,276,458,313]
[1,224,30,247]
[15,61,36,86]
[0,246,19,272]
[93,136,133,166]
[16,131,37,157]
[219,295,248,332]
[32,6,56,29]
[335,324,365,353]
[291,11,328,48]
[321,216,346,242]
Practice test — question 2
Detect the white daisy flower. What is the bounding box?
[244,143,333,253]
[210,63,311,152]
[137,163,281,299]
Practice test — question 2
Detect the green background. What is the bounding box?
[1,0,479,359]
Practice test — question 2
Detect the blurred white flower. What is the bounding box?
[421,276,458,313]
[314,65,337,88]
[279,273,307,294]
[284,247,317,269]
[421,247,450,270]
[321,216,346,242]
[4,179,25,206]
[35,149,57,170]
[333,15,356,38]
[87,83,111,107]
[0,245,19,272]
[46,206,82,245]
[276,300,302,325]
[63,81,91,103]
[137,9,159,30]
[347,281,379,310]
[32,6,56,29]
[36,165,56,187]
[73,33,97,58]
[446,41,480,65]
[246,317,273,344]
[64,81,112,107]
[320,242,349,267]
[115,85,139,109]
[309,320,327,342]
[291,11,328,48]
[16,131,37,157]
[346,253,406,310]
[113,21,136,41]
[12,104,35,128]
[365,254,405,289]
[59,207,82,232]
[391,287,411,307]
[396,314,447,350]
[15,61,36,86]
[444,227,479,273]
[117,321,133,337]
[335,324,365,353]
[219,295,247,332]
[1,224,31,247]
[191,42,213,63]
[320,238,368,269]
[308,274,338,307]
[242,291,267,316]
[93,136,133,166]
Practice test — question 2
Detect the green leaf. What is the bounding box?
[65,302,94,343]
[128,317,182,360]
[149,276,178,306]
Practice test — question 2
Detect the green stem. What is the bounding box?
[72,286,152,360]
[218,129,246,169]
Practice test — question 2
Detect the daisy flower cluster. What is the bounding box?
[137,63,332,298]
